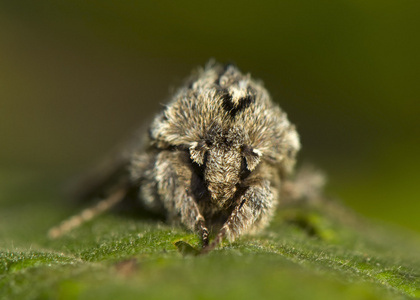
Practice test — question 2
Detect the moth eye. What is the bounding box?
[205,139,213,147]
[242,146,262,171]
[240,157,251,179]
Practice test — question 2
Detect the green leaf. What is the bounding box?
[1,172,420,300]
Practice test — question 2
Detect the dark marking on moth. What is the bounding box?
[221,91,254,118]
[239,157,251,180]
[219,89,232,105]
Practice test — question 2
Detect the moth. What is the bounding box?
[49,61,301,253]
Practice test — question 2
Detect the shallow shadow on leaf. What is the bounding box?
[174,241,200,257]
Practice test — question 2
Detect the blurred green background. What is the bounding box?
[1,1,419,232]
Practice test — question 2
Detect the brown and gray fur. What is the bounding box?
[49,61,301,253]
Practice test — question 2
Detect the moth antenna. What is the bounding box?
[48,187,127,239]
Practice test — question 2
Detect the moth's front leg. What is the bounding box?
[154,151,209,247]
[202,179,277,253]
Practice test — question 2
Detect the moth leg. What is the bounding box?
[48,187,127,239]
[154,151,209,247]
[202,179,276,253]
